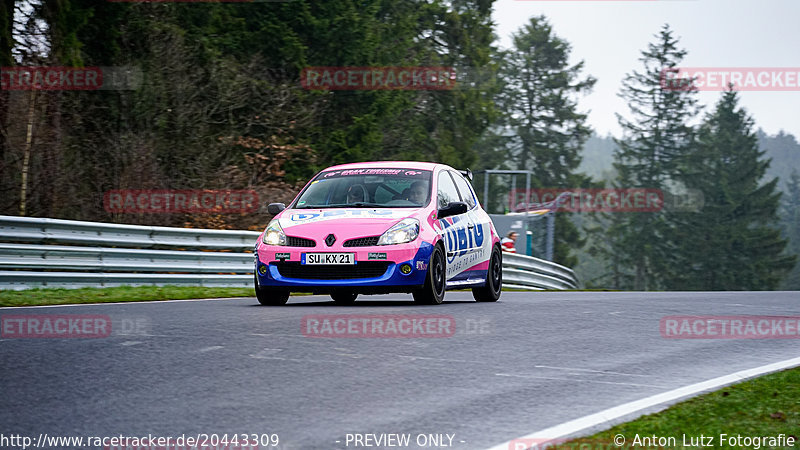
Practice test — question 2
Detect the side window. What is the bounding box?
[437,171,461,209]
[451,172,476,209]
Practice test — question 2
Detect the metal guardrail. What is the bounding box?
[0,215,260,250]
[0,215,259,290]
[501,252,579,290]
[0,215,577,291]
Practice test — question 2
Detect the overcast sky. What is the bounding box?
[492,0,800,139]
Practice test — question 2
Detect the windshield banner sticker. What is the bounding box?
[321,169,429,178]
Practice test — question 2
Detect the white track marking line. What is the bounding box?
[496,373,668,389]
[533,365,652,378]
[397,355,486,364]
[198,346,224,353]
[240,317,295,324]
[249,356,350,364]
[251,348,283,358]
[250,333,307,338]
[722,303,800,311]
[114,333,169,338]
[319,352,364,359]
[249,348,352,363]
[485,356,800,450]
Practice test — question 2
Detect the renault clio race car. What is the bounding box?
[254,162,502,305]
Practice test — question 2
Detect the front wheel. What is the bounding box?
[472,246,502,302]
[413,245,446,305]
[255,275,290,305]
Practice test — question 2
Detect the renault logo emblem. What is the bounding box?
[325,234,336,246]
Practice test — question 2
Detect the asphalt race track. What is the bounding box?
[1,291,799,450]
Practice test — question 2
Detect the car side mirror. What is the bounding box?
[267,203,285,215]
[438,201,468,219]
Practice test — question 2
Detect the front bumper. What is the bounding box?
[255,241,434,292]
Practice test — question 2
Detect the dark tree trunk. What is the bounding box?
[0,0,16,179]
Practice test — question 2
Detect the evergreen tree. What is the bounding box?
[608,25,699,290]
[673,89,795,290]
[778,170,800,289]
[499,15,596,266]
[756,130,800,193]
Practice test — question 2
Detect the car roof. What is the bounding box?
[322,161,450,172]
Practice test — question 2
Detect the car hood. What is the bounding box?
[277,208,422,237]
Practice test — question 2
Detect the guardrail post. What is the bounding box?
[545,212,555,261]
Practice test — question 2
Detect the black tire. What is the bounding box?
[330,290,358,305]
[254,275,289,305]
[472,245,502,302]
[413,244,446,305]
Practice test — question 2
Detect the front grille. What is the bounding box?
[275,262,391,280]
[343,236,380,247]
[286,236,316,247]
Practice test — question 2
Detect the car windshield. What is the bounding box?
[294,168,432,209]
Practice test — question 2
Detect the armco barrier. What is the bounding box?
[0,215,577,290]
[501,253,578,290]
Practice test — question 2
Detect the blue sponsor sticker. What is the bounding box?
[440,217,484,263]
[290,210,396,221]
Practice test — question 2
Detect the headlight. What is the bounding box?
[377,218,419,245]
[262,219,287,245]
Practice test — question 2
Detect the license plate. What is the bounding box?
[302,253,356,265]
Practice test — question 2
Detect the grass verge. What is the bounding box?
[555,367,799,449]
[0,286,255,307]
[1,286,618,307]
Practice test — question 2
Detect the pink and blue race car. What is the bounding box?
[254,161,502,305]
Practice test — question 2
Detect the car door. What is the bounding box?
[450,170,492,281]
[437,170,476,280]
